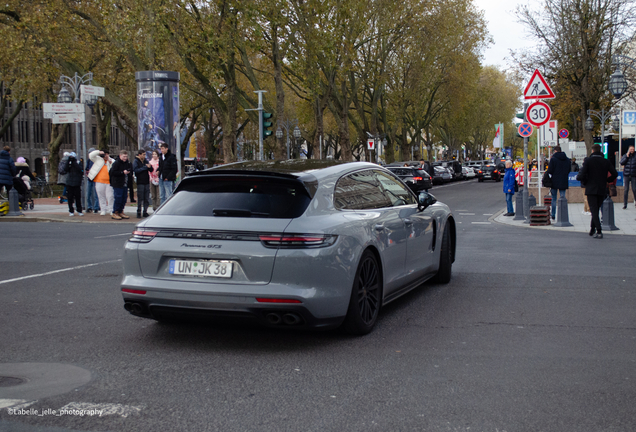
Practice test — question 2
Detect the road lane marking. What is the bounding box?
[94,233,131,239]
[0,399,35,409]
[0,259,122,285]
[483,213,494,216]
[458,213,475,216]
[471,222,492,224]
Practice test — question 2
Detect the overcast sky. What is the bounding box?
[473,0,537,69]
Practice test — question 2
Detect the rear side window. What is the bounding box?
[334,170,391,210]
[157,177,311,218]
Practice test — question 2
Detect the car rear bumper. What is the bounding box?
[121,275,349,330]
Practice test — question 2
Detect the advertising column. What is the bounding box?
[135,71,181,181]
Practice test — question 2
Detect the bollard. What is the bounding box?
[524,194,536,224]
[514,192,525,220]
[553,195,573,227]
[7,188,24,217]
[601,196,619,231]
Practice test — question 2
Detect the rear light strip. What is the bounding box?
[129,228,336,249]
[258,234,337,249]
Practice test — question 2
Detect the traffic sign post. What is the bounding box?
[523,69,555,100]
[51,113,86,124]
[518,122,533,137]
[540,120,558,147]
[527,101,552,127]
[367,139,375,150]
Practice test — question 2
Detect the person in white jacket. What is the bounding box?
[88,149,115,216]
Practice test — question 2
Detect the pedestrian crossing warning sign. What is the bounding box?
[523,69,555,100]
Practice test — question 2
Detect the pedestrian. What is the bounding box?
[502,160,515,216]
[109,150,133,220]
[158,143,178,204]
[546,145,571,220]
[149,149,161,211]
[619,145,636,209]
[15,157,35,191]
[576,144,618,239]
[0,145,16,193]
[132,149,153,218]
[84,148,100,214]
[571,157,579,172]
[88,149,114,216]
[57,152,70,203]
[65,152,84,216]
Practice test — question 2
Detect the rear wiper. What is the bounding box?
[212,208,270,217]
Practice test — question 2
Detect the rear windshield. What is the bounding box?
[157,177,311,218]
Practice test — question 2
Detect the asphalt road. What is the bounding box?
[1,179,635,432]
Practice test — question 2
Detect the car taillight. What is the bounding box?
[129,228,158,243]
[259,234,337,249]
[478,170,482,174]
[413,177,423,181]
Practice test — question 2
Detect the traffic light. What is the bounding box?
[261,111,273,139]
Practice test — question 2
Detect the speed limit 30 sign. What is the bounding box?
[527,101,552,127]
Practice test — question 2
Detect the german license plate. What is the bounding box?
[169,259,233,278]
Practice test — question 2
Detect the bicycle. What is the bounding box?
[33,176,53,198]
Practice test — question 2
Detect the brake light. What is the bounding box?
[129,228,158,243]
[122,288,147,295]
[256,298,302,304]
[478,170,482,174]
[413,177,423,181]
[259,234,337,249]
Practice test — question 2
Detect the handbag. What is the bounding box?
[514,180,519,192]
[542,171,552,188]
[609,183,617,196]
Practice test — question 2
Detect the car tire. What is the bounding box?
[343,250,382,335]
[432,225,452,284]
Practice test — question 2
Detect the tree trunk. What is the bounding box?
[272,26,286,160]
[0,100,23,138]
[48,124,69,180]
[339,79,352,161]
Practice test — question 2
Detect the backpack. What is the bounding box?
[58,159,68,175]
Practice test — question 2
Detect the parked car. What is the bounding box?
[385,166,433,192]
[386,161,433,178]
[121,160,456,335]
[433,165,453,183]
[462,166,475,179]
[476,163,501,182]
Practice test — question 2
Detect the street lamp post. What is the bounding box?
[276,118,299,159]
[293,126,302,159]
[57,72,96,209]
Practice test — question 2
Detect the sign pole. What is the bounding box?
[523,136,529,221]
[538,125,542,206]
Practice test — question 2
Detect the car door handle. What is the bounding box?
[374,224,385,231]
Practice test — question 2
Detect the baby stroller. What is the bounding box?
[13,176,34,210]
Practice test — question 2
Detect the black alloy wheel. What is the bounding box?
[343,250,382,335]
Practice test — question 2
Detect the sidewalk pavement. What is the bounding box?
[494,201,636,235]
[0,197,152,224]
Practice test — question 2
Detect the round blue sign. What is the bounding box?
[518,122,533,137]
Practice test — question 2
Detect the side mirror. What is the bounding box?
[418,191,437,211]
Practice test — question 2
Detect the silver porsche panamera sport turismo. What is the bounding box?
[121,160,456,334]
